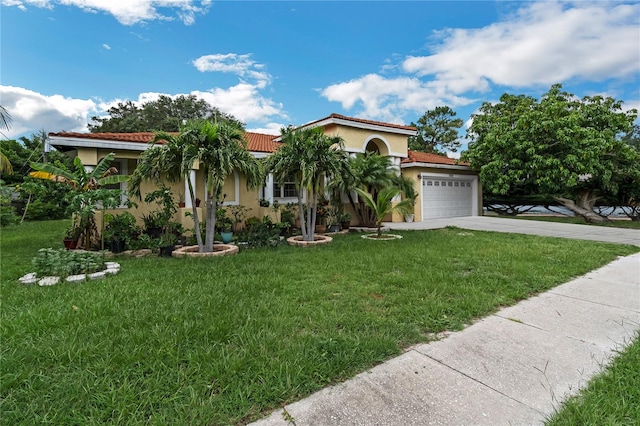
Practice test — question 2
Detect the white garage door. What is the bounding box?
[422,177,473,219]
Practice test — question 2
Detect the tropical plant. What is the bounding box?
[328,152,396,227]
[266,126,348,241]
[130,119,261,253]
[29,153,129,248]
[0,106,13,175]
[192,120,262,252]
[355,187,413,237]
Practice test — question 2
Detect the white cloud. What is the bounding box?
[403,2,639,92]
[321,1,639,123]
[102,43,111,50]
[0,85,97,138]
[1,84,288,138]
[192,53,271,85]
[2,0,211,25]
[192,83,287,124]
[321,74,474,123]
[247,123,285,136]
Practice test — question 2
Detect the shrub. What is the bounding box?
[31,248,106,278]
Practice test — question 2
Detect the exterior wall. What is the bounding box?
[322,124,408,158]
[401,166,481,222]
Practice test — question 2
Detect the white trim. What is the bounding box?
[50,136,150,152]
[362,134,392,155]
[221,171,240,206]
[401,162,472,171]
[252,151,270,159]
[299,116,417,136]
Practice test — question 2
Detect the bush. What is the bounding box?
[31,248,106,278]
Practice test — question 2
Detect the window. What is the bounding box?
[102,159,128,207]
[273,175,298,199]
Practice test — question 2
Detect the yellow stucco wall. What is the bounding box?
[322,124,408,157]
[401,167,482,222]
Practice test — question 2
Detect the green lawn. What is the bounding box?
[547,334,640,425]
[1,220,638,425]
[514,214,640,229]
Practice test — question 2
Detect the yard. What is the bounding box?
[1,220,638,425]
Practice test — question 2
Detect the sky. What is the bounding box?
[1,0,639,157]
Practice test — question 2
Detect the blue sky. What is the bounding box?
[2,0,639,157]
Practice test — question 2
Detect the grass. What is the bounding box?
[547,334,640,425]
[1,220,638,425]
[514,215,640,229]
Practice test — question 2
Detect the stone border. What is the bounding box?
[361,234,403,240]
[171,244,239,257]
[287,235,333,247]
[18,262,120,286]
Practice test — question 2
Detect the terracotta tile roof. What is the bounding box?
[244,132,281,153]
[49,131,156,143]
[402,150,469,166]
[49,131,280,153]
[303,113,417,132]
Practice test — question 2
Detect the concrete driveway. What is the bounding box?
[385,216,640,247]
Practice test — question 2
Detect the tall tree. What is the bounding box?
[409,106,463,154]
[463,84,639,223]
[1,106,13,175]
[89,95,243,132]
[130,124,205,249]
[195,120,262,252]
[266,127,348,241]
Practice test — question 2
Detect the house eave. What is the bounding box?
[400,162,472,171]
[298,117,417,136]
[49,136,151,152]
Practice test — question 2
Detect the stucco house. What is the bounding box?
[48,113,481,228]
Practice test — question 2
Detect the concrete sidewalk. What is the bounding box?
[252,220,640,426]
[385,216,640,247]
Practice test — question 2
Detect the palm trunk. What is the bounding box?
[204,196,217,252]
[298,193,307,240]
[186,177,203,251]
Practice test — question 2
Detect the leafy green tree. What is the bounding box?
[355,187,412,237]
[266,127,348,241]
[463,84,639,223]
[1,131,73,184]
[409,106,463,154]
[89,95,242,132]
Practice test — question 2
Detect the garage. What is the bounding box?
[421,175,476,219]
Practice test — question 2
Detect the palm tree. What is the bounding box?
[30,153,128,248]
[194,120,262,252]
[328,152,396,226]
[355,187,413,237]
[130,124,206,249]
[266,126,348,241]
[1,106,13,175]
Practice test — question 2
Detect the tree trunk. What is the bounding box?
[186,178,204,251]
[553,192,609,224]
[204,196,217,252]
